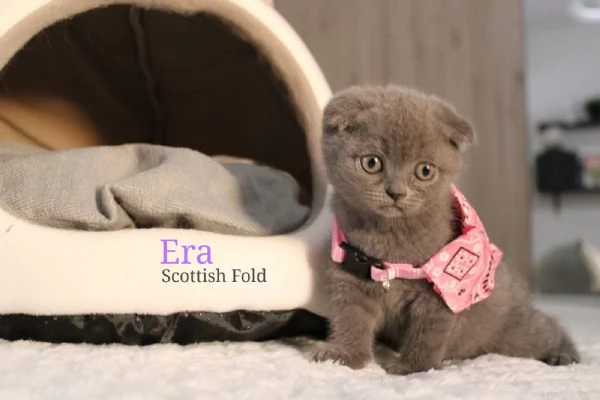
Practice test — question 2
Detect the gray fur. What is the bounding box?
[314,85,580,374]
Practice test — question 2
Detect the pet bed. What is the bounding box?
[0,0,333,342]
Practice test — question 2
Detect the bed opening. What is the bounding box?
[0,5,314,232]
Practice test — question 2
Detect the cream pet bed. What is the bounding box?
[0,0,333,338]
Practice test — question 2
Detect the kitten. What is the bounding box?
[314,85,580,375]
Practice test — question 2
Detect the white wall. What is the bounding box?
[526,13,600,263]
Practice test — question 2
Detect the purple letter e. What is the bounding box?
[161,239,179,264]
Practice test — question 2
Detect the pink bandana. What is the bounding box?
[331,186,503,313]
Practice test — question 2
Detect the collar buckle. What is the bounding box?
[340,241,384,280]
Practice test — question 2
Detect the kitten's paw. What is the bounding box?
[542,338,580,366]
[382,362,414,375]
[542,353,577,366]
[542,348,580,365]
[382,358,439,375]
[313,344,370,369]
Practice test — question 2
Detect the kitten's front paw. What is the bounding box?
[313,344,370,369]
[382,362,414,376]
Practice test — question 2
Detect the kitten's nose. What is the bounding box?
[385,188,407,201]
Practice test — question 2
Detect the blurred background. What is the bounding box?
[277,0,600,293]
[524,0,600,293]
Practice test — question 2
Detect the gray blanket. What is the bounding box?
[0,143,308,234]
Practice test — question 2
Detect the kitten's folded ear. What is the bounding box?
[322,88,373,135]
[437,101,476,151]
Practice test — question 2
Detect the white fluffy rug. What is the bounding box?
[1,296,599,400]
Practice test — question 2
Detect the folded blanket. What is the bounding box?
[0,142,308,234]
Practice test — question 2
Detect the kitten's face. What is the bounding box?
[322,86,475,218]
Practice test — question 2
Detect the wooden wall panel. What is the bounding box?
[277,0,530,277]
[276,0,386,89]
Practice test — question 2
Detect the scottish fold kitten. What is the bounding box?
[314,85,579,375]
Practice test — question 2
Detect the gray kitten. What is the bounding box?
[314,85,580,375]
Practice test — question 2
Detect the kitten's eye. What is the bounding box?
[414,162,436,181]
[360,155,383,174]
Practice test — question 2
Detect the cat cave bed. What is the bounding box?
[0,0,332,343]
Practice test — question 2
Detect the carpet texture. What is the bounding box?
[0,295,599,400]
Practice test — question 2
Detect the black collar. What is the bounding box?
[338,241,385,280]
